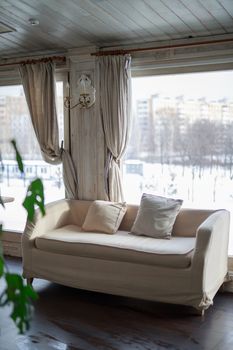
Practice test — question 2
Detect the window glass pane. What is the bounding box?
[123,70,233,255]
[0,83,65,232]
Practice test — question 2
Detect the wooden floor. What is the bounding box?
[1,257,233,350]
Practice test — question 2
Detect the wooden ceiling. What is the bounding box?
[0,0,233,59]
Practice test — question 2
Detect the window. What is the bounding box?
[0,82,65,232]
[123,70,233,256]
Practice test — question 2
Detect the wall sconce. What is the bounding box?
[64,74,95,110]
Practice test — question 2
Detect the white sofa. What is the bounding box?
[22,199,230,312]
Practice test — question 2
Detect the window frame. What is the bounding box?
[129,55,233,263]
[0,68,69,235]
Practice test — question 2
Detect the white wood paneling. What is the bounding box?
[220,0,233,18]
[0,0,233,58]
[69,48,107,200]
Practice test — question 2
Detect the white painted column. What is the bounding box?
[68,47,108,200]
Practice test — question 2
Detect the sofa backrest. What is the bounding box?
[68,200,218,237]
[69,200,92,226]
[119,204,139,231]
[172,208,217,237]
[119,205,217,237]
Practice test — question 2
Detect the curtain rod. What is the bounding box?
[0,55,66,68]
[91,37,233,56]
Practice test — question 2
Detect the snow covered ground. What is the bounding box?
[0,178,64,232]
[123,162,233,255]
[1,162,233,256]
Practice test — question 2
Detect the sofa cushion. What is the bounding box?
[35,225,195,269]
[131,193,183,239]
[82,200,127,234]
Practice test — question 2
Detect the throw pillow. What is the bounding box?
[131,193,183,239]
[82,200,127,234]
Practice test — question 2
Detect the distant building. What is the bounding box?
[1,92,64,160]
[127,93,233,164]
[124,160,144,176]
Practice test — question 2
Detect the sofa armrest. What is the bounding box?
[192,210,230,291]
[22,199,73,276]
[22,199,72,244]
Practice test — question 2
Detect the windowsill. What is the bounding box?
[2,228,24,234]
[1,222,26,233]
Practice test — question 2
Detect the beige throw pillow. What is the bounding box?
[131,193,183,239]
[82,200,127,234]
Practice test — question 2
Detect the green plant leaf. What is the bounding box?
[2,273,38,334]
[0,224,3,255]
[0,141,40,334]
[11,139,24,174]
[0,256,4,277]
[23,178,45,221]
[0,196,5,208]
[0,194,4,208]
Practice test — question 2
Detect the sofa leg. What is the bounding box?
[200,309,205,317]
[26,278,34,286]
[193,308,205,317]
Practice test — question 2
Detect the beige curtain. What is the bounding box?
[98,55,132,202]
[19,62,78,199]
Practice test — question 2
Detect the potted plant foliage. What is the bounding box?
[0,140,45,333]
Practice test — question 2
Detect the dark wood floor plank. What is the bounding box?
[0,257,233,350]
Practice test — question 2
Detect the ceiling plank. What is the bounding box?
[180,0,225,34]
[8,0,97,43]
[144,0,195,33]
[106,0,171,38]
[74,0,156,42]
[116,0,173,39]
[163,0,208,32]
[198,0,233,32]
[0,0,233,58]
[0,6,73,51]
[219,0,233,19]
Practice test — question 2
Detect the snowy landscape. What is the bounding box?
[1,160,232,256]
[123,161,233,255]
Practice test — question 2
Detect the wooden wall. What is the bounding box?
[68,48,107,200]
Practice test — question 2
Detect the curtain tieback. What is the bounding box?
[112,156,120,165]
[107,152,120,167]
[60,140,64,159]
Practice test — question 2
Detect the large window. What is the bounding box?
[0,82,65,232]
[123,70,233,255]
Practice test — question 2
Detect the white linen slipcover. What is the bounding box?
[22,199,230,311]
[35,225,196,268]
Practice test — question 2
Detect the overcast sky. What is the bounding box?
[0,81,63,97]
[132,70,233,102]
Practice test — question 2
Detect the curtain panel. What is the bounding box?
[19,62,78,199]
[98,55,132,202]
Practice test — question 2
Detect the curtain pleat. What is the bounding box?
[19,62,78,199]
[98,55,132,202]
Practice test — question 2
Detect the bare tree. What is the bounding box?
[186,119,219,177]
[155,106,178,169]
[223,122,233,178]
